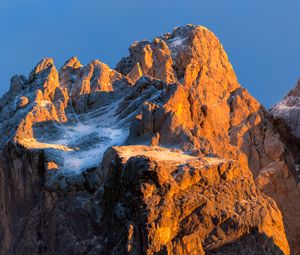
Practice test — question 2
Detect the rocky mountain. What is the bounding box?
[0,24,297,254]
[269,80,300,255]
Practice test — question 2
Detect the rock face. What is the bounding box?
[0,24,295,254]
[100,146,288,255]
[269,80,300,255]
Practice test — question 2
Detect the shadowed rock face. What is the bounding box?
[0,24,294,254]
[269,80,300,255]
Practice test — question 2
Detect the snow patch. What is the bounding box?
[31,100,129,174]
[116,146,196,163]
[62,126,128,173]
[21,138,73,151]
[168,36,186,49]
[270,96,300,118]
[166,35,187,58]
[204,157,227,166]
[38,100,51,108]
[115,146,228,167]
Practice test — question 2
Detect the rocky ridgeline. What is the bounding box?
[0,24,298,254]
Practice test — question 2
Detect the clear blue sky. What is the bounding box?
[1,0,300,107]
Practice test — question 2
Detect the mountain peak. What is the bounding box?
[61,56,82,70]
[0,24,294,255]
[288,78,300,97]
[116,24,239,92]
[29,57,54,82]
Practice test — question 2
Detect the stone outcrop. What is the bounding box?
[268,80,300,254]
[116,38,177,84]
[0,141,103,255]
[119,26,287,188]
[100,146,289,255]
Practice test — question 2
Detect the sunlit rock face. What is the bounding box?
[100,146,289,255]
[0,25,294,254]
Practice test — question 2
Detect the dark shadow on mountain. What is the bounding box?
[269,114,300,175]
[206,229,285,255]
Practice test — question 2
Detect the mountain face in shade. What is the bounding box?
[0,24,297,255]
[269,80,300,255]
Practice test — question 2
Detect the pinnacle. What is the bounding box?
[28,57,55,83]
[61,56,82,70]
[288,78,300,97]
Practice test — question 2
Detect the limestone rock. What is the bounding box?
[127,62,143,83]
[269,78,300,254]
[59,56,82,93]
[116,38,177,84]
[100,146,289,255]
[9,75,27,95]
[18,96,29,108]
[72,59,121,97]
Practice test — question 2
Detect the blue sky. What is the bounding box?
[1,0,300,107]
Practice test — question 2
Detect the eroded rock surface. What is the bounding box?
[269,80,300,254]
[100,146,288,255]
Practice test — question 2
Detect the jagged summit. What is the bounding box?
[287,78,300,97]
[117,24,238,89]
[61,56,82,70]
[0,25,295,254]
[0,24,245,174]
[0,24,288,191]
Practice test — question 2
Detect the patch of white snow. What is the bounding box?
[168,37,186,49]
[32,99,129,174]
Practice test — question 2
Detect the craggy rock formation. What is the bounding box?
[118,25,285,177]
[100,146,288,254]
[0,24,295,254]
[268,80,300,255]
